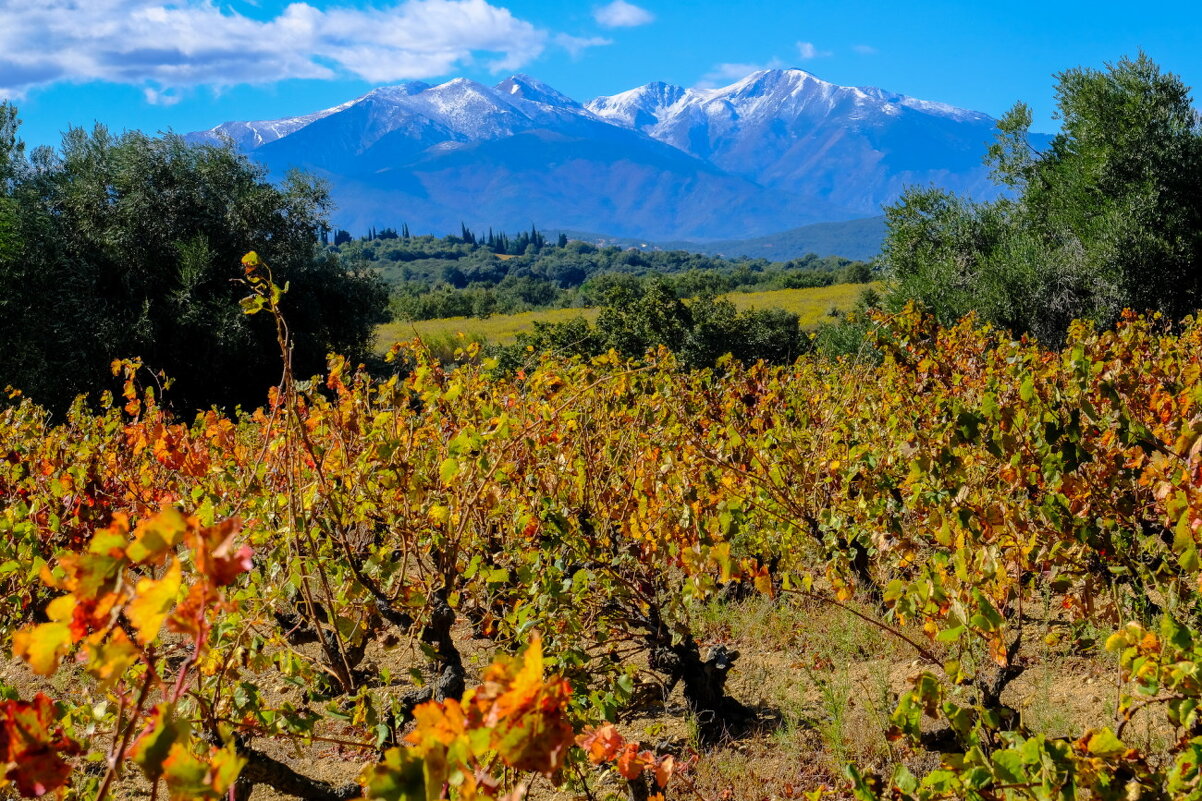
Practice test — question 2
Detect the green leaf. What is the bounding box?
[935,625,966,643]
[129,705,188,783]
[1086,727,1126,758]
[438,458,459,485]
[363,747,426,800]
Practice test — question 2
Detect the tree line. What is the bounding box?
[338,231,872,322]
[0,106,389,414]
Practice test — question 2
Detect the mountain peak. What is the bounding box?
[585,80,686,129]
[431,76,490,93]
[698,68,848,104]
[732,67,818,84]
[494,74,581,108]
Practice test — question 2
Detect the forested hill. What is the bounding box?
[331,226,873,321]
[556,216,888,262]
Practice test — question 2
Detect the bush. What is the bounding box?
[501,281,806,370]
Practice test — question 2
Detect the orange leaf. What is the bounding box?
[577,724,625,763]
[654,755,676,789]
[615,743,655,780]
[186,519,252,587]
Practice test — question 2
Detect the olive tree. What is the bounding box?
[884,53,1202,344]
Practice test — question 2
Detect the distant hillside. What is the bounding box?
[553,216,887,262]
[687,217,888,261]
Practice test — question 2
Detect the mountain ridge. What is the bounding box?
[188,68,1038,241]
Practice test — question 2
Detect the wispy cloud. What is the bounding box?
[142,87,184,107]
[0,0,548,100]
[853,44,878,55]
[796,41,832,60]
[696,58,787,89]
[593,0,655,28]
[554,33,614,59]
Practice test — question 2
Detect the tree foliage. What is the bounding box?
[0,105,388,413]
[883,54,1202,344]
[351,227,872,323]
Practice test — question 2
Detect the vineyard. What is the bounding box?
[3,255,1202,800]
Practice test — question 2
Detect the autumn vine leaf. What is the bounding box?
[127,559,183,644]
[0,694,82,799]
[367,635,574,800]
[577,724,677,788]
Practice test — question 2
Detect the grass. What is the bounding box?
[375,283,875,352]
[376,305,599,351]
[723,283,875,328]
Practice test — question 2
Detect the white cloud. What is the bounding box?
[593,0,654,28]
[554,33,614,59]
[796,41,832,60]
[853,44,878,55]
[142,87,183,106]
[0,0,548,99]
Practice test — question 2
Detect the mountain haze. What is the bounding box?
[189,69,1034,241]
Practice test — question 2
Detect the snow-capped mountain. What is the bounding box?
[588,69,1007,212]
[188,69,1031,240]
[195,75,600,157]
[189,96,362,151]
[589,69,988,134]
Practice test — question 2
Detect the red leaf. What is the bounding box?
[187,519,253,587]
[0,694,82,798]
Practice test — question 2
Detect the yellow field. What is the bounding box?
[722,283,876,327]
[375,282,876,351]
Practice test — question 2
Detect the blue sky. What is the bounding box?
[3,0,1200,148]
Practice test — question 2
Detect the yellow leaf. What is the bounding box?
[206,743,246,796]
[126,508,188,564]
[12,621,73,676]
[85,628,139,686]
[753,568,774,599]
[45,593,77,622]
[161,742,209,801]
[127,560,182,644]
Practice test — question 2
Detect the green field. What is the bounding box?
[376,282,874,351]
